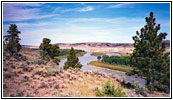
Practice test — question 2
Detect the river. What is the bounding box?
[59,52,146,85]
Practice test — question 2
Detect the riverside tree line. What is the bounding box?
[3,12,170,93]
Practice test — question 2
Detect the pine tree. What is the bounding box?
[4,24,21,56]
[64,47,82,70]
[128,12,170,91]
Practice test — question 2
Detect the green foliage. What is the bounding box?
[97,56,101,61]
[19,55,28,61]
[129,12,170,92]
[64,47,82,70]
[96,80,125,97]
[49,45,60,59]
[53,58,60,65]
[39,38,60,63]
[4,24,21,56]
[58,49,85,56]
[102,55,131,66]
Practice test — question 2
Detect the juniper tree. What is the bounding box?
[4,24,21,56]
[128,12,170,92]
[39,38,52,60]
[39,38,60,62]
[64,47,82,70]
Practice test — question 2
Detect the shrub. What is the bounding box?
[53,58,60,65]
[97,56,101,61]
[131,81,149,96]
[19,55,27,61]
[96,80,125,97]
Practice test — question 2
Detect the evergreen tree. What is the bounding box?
[64,47,82,70]
[49,45,60,59]
[39,38,60,62]
[39,38,52,60]
[128,12,170,91]
[4,24,21,56]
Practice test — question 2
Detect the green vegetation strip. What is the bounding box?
[32,48,86,59]
[57,51,86,59]
[90,52,106,57]
[88,61,132,73]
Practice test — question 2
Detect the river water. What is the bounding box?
[59,52,146,85]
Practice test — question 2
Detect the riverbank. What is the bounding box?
[88,61,132,73]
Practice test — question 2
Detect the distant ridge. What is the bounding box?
[22,40,170,48]
[21,45,33,47]
[56,42,133,47]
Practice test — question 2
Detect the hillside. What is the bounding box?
[56,42,133,47]
[3,47,169,97]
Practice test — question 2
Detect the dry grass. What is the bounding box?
[88,61,132,73]
[90,52,106,57]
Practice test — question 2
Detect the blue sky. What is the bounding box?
[3,3,170,46]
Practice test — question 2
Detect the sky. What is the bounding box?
[3,3,170,46]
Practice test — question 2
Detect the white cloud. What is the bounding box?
[3,3,58,21]
[108,3,133,8]
[78,6,94,12]
[61,6,97,13]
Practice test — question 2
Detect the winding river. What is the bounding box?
[59,52,146,85]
